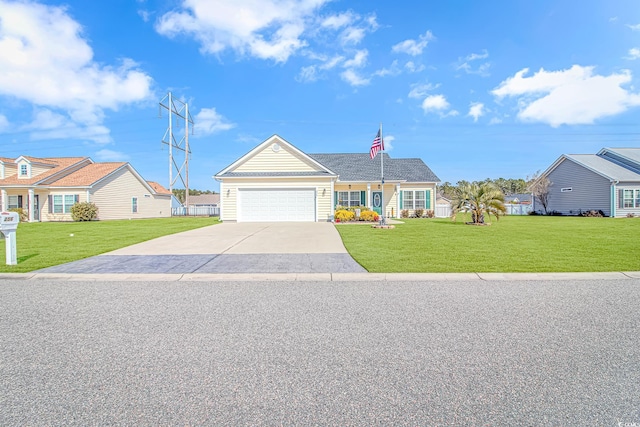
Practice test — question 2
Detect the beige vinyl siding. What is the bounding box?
[91,167,170,220]
[235,144,319,173]
[41,189,87,221]
[30,164,53,177]
[221,178,333,222]
[398,184,437,217]
[2,164,17,178]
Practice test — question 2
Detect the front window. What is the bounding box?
[337,191,361,207]
[403,190,427,210]
[53,195,76,214]
[8,195,19,209]
[20,164,28,177]
[623,189,634,208]
[132,197,138,213]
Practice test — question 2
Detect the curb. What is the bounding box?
[0,272,639,282]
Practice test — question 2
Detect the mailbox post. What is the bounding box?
[0,212,19,265]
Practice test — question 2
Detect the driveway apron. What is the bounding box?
[39,222,366,274]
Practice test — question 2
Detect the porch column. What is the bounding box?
[367,183,371,209]
[396,184,401,218]
[28,189,34,222]
[1,189,6,211]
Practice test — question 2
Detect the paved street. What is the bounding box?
[1,278,639,426]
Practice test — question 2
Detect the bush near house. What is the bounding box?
[9,208,27,222]
[71,202,99,221]
[358,210,379,222]
[334,209,355,222]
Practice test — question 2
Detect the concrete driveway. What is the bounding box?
[40,222,366,274]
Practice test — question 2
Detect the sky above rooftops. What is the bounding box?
[1,0,639,191]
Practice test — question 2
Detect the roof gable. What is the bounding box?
[542,154,640,182]
[216,135,336,177]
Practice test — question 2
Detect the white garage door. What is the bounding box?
[238,189,316,222]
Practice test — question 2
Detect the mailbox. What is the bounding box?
[0,212,19,265]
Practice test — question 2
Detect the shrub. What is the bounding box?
[548,210,563,216]
[334,209,355,222]
[71,202,98,221]
[424,209,435,218]
[359,210,379,222]
[627,213,636,218]
[414,208,424,218]
[580,209,605,218]
[401,209,409,218]
[8,208,27,221]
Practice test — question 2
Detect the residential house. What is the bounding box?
[535,147,640,217]
[214,135,440,222]
[0,156,172,221]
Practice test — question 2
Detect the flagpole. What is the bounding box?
[380,122,385,225]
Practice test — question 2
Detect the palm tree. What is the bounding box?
[451,182,507,224]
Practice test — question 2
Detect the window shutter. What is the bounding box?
[360,191,366,206]
[334,191,338,208]
[75,194,80,204]
[48,195,53,213]
[619,189,624,209]
[18,195,23,209]
[426,190,431,209]
[399,191,403,209]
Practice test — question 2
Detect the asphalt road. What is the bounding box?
[1,278,639,426]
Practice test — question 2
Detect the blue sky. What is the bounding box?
[1,0,640,191]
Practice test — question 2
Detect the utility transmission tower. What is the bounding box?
[159,92,194,209]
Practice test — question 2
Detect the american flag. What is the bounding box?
[369,129,384,159]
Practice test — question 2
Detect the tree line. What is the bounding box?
[438,177,529,199]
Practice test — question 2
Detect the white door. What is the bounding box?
[238,189,316,222]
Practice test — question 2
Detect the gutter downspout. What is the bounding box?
[611,180,619,218]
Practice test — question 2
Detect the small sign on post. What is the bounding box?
[0,212,19,265]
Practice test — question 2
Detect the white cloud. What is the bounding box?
[156,0,330,63]
[383,134,394,151]
[489,117,502,125]
[626,48,640,60]
[0,1,153,143]
[343,49,368,68]
[373,60,401,77]
[95,149,130,162]
[468,102,485,122]
[195,107,236,135]
[297,65,318,82]
[627,23,640,31]
[320,55,344,69]
[492,65,640,127]
[456,49,490,76]
[340,27,365,45]
[321,12,354,29]
[408,82,439,99]
[391,30,434,56]
[404,61,425,73]
[421,94,449,112]
[341,69,370,86]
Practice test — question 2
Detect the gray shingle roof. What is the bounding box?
[308,153,440,183]
[565,154,640,181]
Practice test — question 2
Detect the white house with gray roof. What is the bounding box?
[536,147,640,217]
[214,134,440,222]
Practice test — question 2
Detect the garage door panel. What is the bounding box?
[239,189,316,222]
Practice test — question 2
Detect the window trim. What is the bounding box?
[560,187,572,193]
[132,197,138,213]
[19,164,29,177]
[52,194,78,214]
[402,190,427,210]
[337,191,361,207]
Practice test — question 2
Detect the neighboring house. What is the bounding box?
[214,134,440,222]
[505,193,532,204]
[0,156,172,222]
[187,193,220,208]
[535,147,640,217]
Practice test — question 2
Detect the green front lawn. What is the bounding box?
[336,215,640,272]
[0,217,219,273]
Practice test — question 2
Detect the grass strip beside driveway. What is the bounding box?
[0,217,219,273]
[336,216,640,273]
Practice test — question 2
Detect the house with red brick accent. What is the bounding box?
[0,156,172,222]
